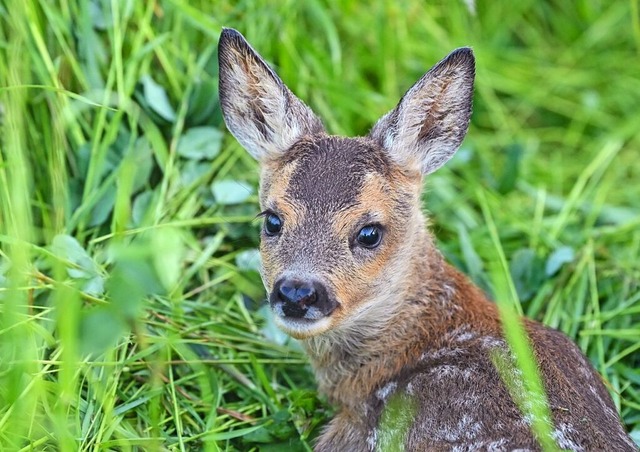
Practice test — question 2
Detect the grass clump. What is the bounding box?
[0,0,638,450]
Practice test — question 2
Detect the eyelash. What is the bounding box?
[255,209,273,219]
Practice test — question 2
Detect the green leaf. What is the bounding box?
[76,143,92,178]
[180,160,211,187]
[129,137,154,193]
[51,235,105,295]
[236,249,261,272]
[256,441,306,452]
[107,240,164,319]
[288,389,321,415]
[456,223,484,279]
[176,126,223,160]
[186,79,220,125]
[265,409,296,440]
[545,246,575,277]
[131,190,154,227]
[83,275,105,296]
[241,427,274,444]
[141,75,176,122]
[258,305,291,347]
[79,307,127,356]
[89,0,110,30]
[211,179,253,205]
[151,228,185,291]
[52,235,94,270]
[510,248,546,302]
[497,143,524,194]
[110,261,162,318]
[89,183,117,226]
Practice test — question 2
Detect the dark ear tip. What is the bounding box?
[219,27,248,50]
[220,27,242,39]
[446,47,475,69]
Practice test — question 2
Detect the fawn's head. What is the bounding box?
[218,29,474,339]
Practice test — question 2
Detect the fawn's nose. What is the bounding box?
[272,278,334,319]
[278,281,317,305]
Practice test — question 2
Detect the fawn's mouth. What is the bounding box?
[271,310,335,339]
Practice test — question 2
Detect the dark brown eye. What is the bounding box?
[264,213,283,236]
[357,225,382,248]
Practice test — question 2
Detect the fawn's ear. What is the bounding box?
[218,28,325,161]
[369,48,475,175]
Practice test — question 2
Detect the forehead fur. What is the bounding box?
[268,135,396,210]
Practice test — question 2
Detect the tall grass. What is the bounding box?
[0,0,638,450]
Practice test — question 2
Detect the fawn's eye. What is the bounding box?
[264,213,283,236]
[356,225,382,248]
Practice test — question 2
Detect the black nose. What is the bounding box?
[272,278,335,319]
[278,280,317,305]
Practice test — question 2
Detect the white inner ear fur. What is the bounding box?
[369,48,475,175]
[218,29,324,162]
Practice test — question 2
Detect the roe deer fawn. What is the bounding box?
[217,28,636,451]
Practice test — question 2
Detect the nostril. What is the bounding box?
[296,286,313,299]
[271,278,336,319]
[279,285,295,301]
[278,280,317,306]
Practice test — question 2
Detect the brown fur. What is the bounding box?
[217,28,636,451]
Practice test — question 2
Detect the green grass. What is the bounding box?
[1,0,639,450]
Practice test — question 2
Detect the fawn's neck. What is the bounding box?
[302,225,501,411]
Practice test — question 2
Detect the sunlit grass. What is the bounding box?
[0,0,638,450]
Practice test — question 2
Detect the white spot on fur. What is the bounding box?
[376,381,398,401]
[552,423,583,452]
[451,439,511,452]
[486,439,508,451]
[480,336,505,349]
[586,382,620,424]
[435,414,482,442]
[430,364,472,380]
[366,428,377,451]
[456,331,477,342]
[442,282,456,303]
[421,347,463,361]
[406,382,415,395]
[444,324,477,344]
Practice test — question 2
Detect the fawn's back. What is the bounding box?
[217,28,636,451]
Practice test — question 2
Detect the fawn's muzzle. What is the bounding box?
[271,278,336,320]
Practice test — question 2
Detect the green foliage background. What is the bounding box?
[0,0,639,450]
